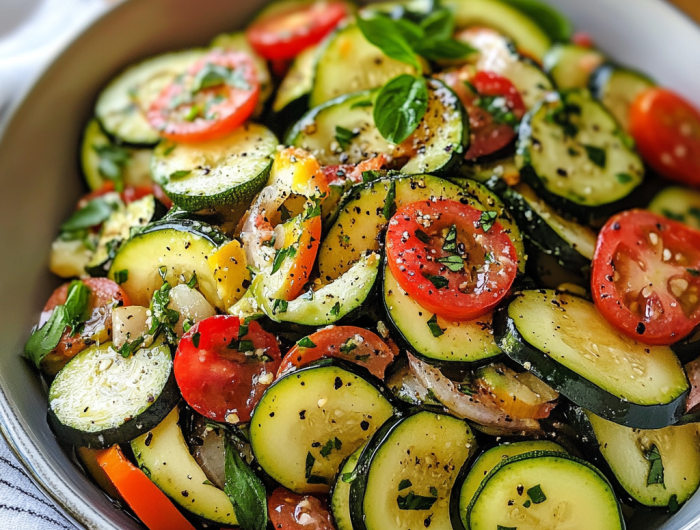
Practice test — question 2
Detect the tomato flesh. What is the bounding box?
[278,326,397,379]
[323,155,388,187]
[174,315,281,422]
[592,209,700,345]
[79,182,172,209]
[268,487,335,530]
[629,88,700,187]
[147,49,260,143]
[247,1,349,60]
[386,199,518,321]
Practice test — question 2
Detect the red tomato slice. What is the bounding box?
[247,1,349,60]
[277,326,397,379]
[386,199,518,321]
[78,182,172,209]
[174,315,281,423]
[147,49,260,143]
[629,88,700,187]
[268,487,335,530]
[41,278,130,375]
[592,209,700,345]
[571,31,594,48]
[439,70,526,160]
[322,155,388,187]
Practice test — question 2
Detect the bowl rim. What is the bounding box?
[0,1,699,530]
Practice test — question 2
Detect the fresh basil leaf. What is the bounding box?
[414,37,477,61]
[330,302,341,318]
[24,306,69,368]
[64,280,92,330]
[271,247,291,275]
[527,484,547,504]
[437,255,464,272]
[351,99,373,110]
[583,145,607,168]
[224,437,267,530]
[335,125,359,150]
[427,314,445,337]
[442,225,458,252]
[118,335,145,358]
[394,17,425,42]
[357,15,420,70]
[272,299,288,314]
[374,74,428,145]
[297,337,317,349]
[93,144,130,188]
[61,198,116,232]
[397,492,437,510]
[305,452,315,479]
[645,445,664,486]
[419,8,454,40]
[113,269,129,285]
[425,274,449,289]
[478,211,498,232]
[398,479,413,491]
[414,229,432,244]
[383,180,397,220]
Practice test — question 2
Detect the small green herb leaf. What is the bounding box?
[61,198,116,232]
[527,484,547,504]
[584,145,607,168]
[415,229,431,244]
[297,337,317,349]
[397,492,437,510]
[425,275,449,289]
[357,15,420,70]
[114,269,129,285]
[645,445,665,486]
[335,126,358,150]
[272,299,288,314]
[224,437,267,530]
[398,479,412,491]
[373,74,428,145]
[437,255,464,272]
[186,272,198,289]
[687,269,700,277]
[429,486,438,497]
[383,180,397,220]
[478,211,498,232]
[330,302,341,318]
[427,314,445,337]
[169,169,191,180]
[616,172,633,184]
[305,452,315,479]
[442,224,458,252]
[192,332,201,348]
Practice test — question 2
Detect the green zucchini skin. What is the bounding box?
[493,299,689,429]
[672,329,700,364]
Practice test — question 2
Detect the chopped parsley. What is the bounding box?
[583,145,607,168]
[616,172,634,184]
[526,484,547,504]
[169,169,191,180]
[478,211,498,232]
[191,332,201,348]
[415,229,432,244]
[442,225,458,252]
[113,269,129,285]
[297,337,317,349]
[272,299,288,314]
[427,314,445,338]
[383,181,397,220]
[271,245,297,275]
[397,492,437,511]
[645,445,664,486]
[335,126,359,150]
[340,338,358,354]
[330,301,341,318]
[436,255,463,272]
[398,479,413,491]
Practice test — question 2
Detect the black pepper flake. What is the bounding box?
[334,377,343,390]
[299,410,306,420]
[144,432,153,447]
[517,484,524,496]
[636,322,646,335]
[360,420,370,431]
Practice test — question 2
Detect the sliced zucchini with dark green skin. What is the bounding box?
[319,174,525,283]
[309,21,418,108]
[331,444,364,530]
[543,43,606,90]
[48,338,178,449]
[589,62,655,131]
[81,119,153,191]
[648,186,700,230]
[95,50,204,146]
[85,195,167,277]
[151,123,278,212]
[250,359,396,494]
[494,290,690,429]
[253,251,380,327]
[460,451,624,530]
[108,218,228,309]
[450,439,567,528]
[350,410,477,530]
[672,328,700,364]
[487,178,596,274]
[290,79,468,175]
[500,0,573,42]
[447,0,552,62]
[272,44,318,121]
[132,407,238,526]
[571,407,700,508]
[517,89,645,221]
[457,156,520,184]
[529,249,588,293]
[383,264,502,367]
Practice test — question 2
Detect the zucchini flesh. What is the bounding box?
[309,22,418,108]
[151,123,278,211]
[273,44,318,114]
[648,186,700,231]
[517,89,644,218]
[465,451,624,530]
[543,43,606,90]
[495,290,689,428]
[289,79,467,175]
[95,50,204,146]
[108,219,228,309]
[331,445,364,530]
[350,411,477,530]
[48,339,177,449]
[250,360,395,494]
[585,409,700,507]
[589,63,655,131]
[383,265,502,366]
[132,407,238,525]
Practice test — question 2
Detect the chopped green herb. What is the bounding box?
[527,484,547,504]
[61,197,117,232]
[297,337,317,349]
[192,63,250,93]
[334,437,342,450]
[437,255,463,272]
[351,99,373,109]
[474,95,518,126]
[616,172,633,184]
[478,211,498,232]
[184,104,201,121]
[162,143,176,156]
[192,332,201,348]
[305,452,315,479]
[415,229,432,244]
[320,439,335,458]
[645,445,664,486]
[238,340,254,352]
[383,180,397,220]
[425,275,449,289]
[373,74,429,145]
[182,319,194,333]
[169,169,191,180]
[397,492,437,511]
[93,144,130,189]
[224,437,267,530]
[118,335,146,358]
[330,302,341,318]
[272,299,288,314]
[523,500,531,508]
[335,126,358,150]
[442,225,458,252]
[271,246,294,275]
[340,338,357,354]
[668,494,680,513]
[306,475,327,485]
[688,269,700,277]
[186,272,198,289]
[278,203,292,222]
[427,314,445,337]
[114,269,129,285]
[398,479,413,491]
[583,145,607,168]
[429,486,438,497]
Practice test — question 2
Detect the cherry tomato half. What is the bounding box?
[629,88,700,187]
[174,315,281,423]
[278,326,397,379]
[592,209,700,345]
[247,1,349,61]
[268,487,335,530]
[147,49,260,143]
[386,199,518,322]
[322,155,388,187]
[41,278,130,375]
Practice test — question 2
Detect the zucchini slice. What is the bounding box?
[309,22,418,108]
[108,218,229,309]
[81,119,153,191]
[489,178,596,274]
[319,174,525,283]
[151,123,278,211]
[48,338,178,448]
[254,251,380,327]
[95,50,204,146]
[543,43,606,90]
[132,407,238,526]
[349,410,477,530]
[589,63,655,132]
[494,290,690,429]
[273,44,318,117]
[452,439,567,523]
[517,89,644,220]
[331,445,364,530]
[383,264,502,367]
[250,359,395,494]
[462,451,624,530]
[289,79,467,175]
[648,186,700,231]
[447,0,552,62]
[573,408,700,508]
[86,195,167,277]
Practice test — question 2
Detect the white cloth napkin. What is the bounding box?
[0,1,109,528]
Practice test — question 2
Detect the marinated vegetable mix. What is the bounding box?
[24,1,700,529]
